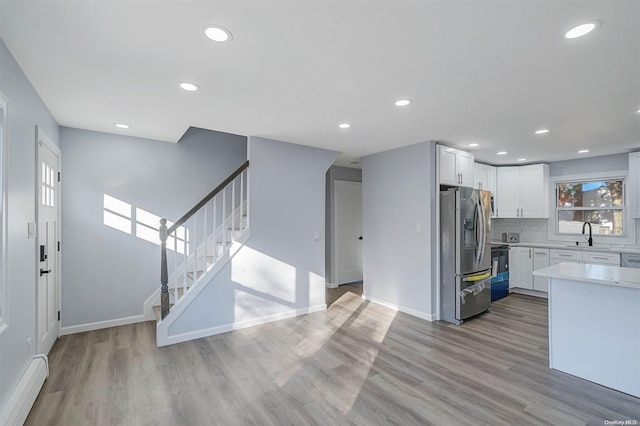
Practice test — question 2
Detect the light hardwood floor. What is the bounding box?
[27,288,639,425]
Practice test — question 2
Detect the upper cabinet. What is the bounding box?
[496,164,549,218]
[473,163,497,193]
[438,145,474,187]
[629,152,640,219]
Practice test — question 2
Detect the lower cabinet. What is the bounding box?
[510,247,622,296]
[511,247,533,290]
[532,248,550,292]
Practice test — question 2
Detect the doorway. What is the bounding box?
[36,127,61,354]
[333,180,363,285]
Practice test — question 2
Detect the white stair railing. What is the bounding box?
[159,161,249,320]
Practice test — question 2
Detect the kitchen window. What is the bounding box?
[555,176,625,237]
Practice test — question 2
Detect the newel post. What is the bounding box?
[159,218,169,320]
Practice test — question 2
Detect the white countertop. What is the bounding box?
[533,262,640,290]
[491,240,640,254]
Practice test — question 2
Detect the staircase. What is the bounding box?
[151,161,249,345]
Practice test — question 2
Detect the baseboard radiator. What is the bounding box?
[0,354,48,426]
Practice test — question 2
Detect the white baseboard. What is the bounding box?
[60,314,148,336]
[157,304,327,347]
[325,282,339,289]
[0,356,48,426]
[362,294,436,322]
[510,288,549,299]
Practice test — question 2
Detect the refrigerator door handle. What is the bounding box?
[475,193,486,267]
[462,271,491,282]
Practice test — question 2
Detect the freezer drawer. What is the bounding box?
[457,274,492,321]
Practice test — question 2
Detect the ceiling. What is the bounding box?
[1,1,638,167]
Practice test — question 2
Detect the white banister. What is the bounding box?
[159,161,249,319]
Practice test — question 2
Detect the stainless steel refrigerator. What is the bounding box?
[440,187,492,325]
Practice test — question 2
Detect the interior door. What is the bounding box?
[334,180,363,285]
[37,129,60,354]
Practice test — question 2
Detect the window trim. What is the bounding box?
[0,92,9,336]
[548,170,635,246]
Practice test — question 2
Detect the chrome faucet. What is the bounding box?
[582,222,593,246]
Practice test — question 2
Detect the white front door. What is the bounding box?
[334,180,363,285]
[37,128,60,354]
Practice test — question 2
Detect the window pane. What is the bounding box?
[557,180,623,208]
[558,209,623,235]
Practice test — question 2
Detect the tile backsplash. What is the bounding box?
[491,218,640,249]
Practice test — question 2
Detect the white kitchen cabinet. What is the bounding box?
[509,247,518,290]
[629,152,640,219]
[496,164,549,218]
[582,251,620,266]
[532,248,550,292]
[473,163,496,193]
[496,167,520,218]
[512,247,534,290]
[438,145,474,187]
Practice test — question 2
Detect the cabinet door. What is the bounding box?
[458,151,475,188]
[629,152,640,219]
[532,249,550,292]
[474,163,489,190]
[487,165,497,195]
[520,164,549,218]
[496,167,520,218]
[509,247,518,291]
[513,247,534,290]
[439,146,459,186]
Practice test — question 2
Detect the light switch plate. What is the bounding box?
[27,222,37,239]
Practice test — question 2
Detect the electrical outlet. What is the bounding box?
[27,337,32,353]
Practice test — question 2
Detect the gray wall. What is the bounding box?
[169,136,338,334]
[60,127,247,327]
[549,153,628,177]
[362,141,436,320]
[325,165,362,284]
[0,39,60,410]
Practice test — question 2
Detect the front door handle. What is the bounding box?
[40,269,51,276]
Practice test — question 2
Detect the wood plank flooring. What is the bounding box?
[27,288,639,425]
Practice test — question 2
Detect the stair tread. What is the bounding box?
[152,304,174,322]
[169,286,190,297]
[187,270,204,280]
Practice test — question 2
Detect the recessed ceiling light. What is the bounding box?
[535,129,549,134]
[517,158,527,162]
[338,123,351,129]
[565,21,600,39]
[468,143,479,147]
[578,149,590,154]
[394,99,411,107]
[497,151,507,155]
[114,123,130,129]
[205,26,232,42]
[179,82,199,92]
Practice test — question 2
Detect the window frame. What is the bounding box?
[548,170,635,246]
[0,92,8,336]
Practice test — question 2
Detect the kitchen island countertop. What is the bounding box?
[533,262,640,290]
